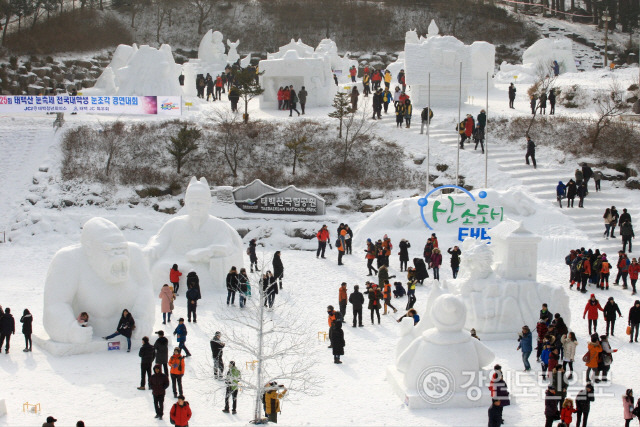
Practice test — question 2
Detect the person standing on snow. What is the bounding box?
[431,249,442,281]
[621,221,635,253]
[604,296,623,336]
[173,318,191,357]
[399,239,411,272]
[138,336,156,390]
[159,284,175,325]
[610,206,620,239]
[447,246,462,279]
[566,179,577,208]
[169,347,185,398]
[350,86,359,111]
[210,331,225,380]
[249,238,259,272]
[298,86,307,115]
[628,300,640,343]
[583,295,604,335]
[222,361,241,414]
[273,251,284,290]
[366,284,382,325]
[170,395,192,427]
[316,225,330,259]
[556,181,566,208]
[508,83,516,109]
[525,136,536,169]
[20,309,32,352]
[154,330,169,375]
[349,285,364,327]
[372,88,383,120]
[338,282,348,320]
[186,283,201,323]
[549,89,556,115]
[329,318,345,364]
[149,364,170,420]
[170,264,182,295]
[575,383,594,427]
[517,325,533,371]
[226,266,239,306]
[420,106,434,134]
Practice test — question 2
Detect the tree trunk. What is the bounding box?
[177,158,182,173]
[292,153,297,175]
[156,5,165,44]
[1,14,10,46]
[244,98,249,123]
[131,8,137,28]
[338,117,343,139]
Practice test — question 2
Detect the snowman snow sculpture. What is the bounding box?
[145,177,244,291]
[396,294,494,408]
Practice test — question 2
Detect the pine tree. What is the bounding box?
[328,91,354,138]
[167,124,201,173]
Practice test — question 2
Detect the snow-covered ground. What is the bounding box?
[2,65,640,426]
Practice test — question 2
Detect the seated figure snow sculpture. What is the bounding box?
[43,217,155,344]
[396,294,494,408]
[145,177,244,290]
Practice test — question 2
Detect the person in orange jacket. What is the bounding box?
[584,334,602,382]
[170,395,192,427]
[215,75,223,100]
[382,280,397,315]
[579,255,591,293]
[169,348,185,398]
[365,239,378,276]
[600,254,611,289]
[338,283,348,319]
[316,225,330,259]
[583,294,604,335]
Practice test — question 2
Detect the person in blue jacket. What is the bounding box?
[173,318,191,357]
[556,181,566,208]
[552,60,560,76]
[517,325,533,371]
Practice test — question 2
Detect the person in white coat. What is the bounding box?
[561,332,578,373]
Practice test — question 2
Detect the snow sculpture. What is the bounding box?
[490,219,541,280]
[145,177,244,290]
[199,30,227,64]
[459,239,493,280]
[314,39,357,83]
[259,42,337,108]
[523,37,577,74]
[227,39,240,65]
[427,20,439,38]
[43,217,154,344]
[403,23,495,107]
[390,294,495,408]
[88,44,182,96]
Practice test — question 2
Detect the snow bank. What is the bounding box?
[523,37,577,74]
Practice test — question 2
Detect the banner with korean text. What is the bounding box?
[0,95,182,115]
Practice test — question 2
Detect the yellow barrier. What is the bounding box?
[23,402,40,414]
[317,331,327,342]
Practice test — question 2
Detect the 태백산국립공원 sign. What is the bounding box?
[418,185,504,242]
[233,180,325,215]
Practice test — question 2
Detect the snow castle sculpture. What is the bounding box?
[145,177,244,290]
[43,217,155,345]
[388,294,495,408]
[401,20,495,107]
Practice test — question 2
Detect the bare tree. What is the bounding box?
[589,78,626,146]
[338,99,375,170]
[283,120,320,175]
[198,255,320,424]
[100,120,127,177]
[525,60,558,137]
[206,109,253,179]
[190,0,214,34]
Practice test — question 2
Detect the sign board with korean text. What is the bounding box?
[0,95,181,115]
[417,185,504,243]
[233,179,325,215]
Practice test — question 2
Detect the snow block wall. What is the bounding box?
[259,38,340,108]
[88,44,182,96]
[403,23,495,108]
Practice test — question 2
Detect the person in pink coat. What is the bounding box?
[159,284,174,325]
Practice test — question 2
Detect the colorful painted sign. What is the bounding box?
[108,341,120,351]
[418,185,504,242]
[0,96,182,115]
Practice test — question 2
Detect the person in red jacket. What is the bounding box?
[349,65,357,82]
[170,264,182,295]
[629,257,640,294]
[277,87,284,110]
[560,398,577,426]
[583,294,604,335]
[579,256,591,293]
[282,87,291,111]
[316,225,330,259]
[215,75,223,100]
[170,395,192,427]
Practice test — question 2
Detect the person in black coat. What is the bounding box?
[0,307,15,353]
[206,75,214,102]
[566,179,577,208]
[103,309,135,352]
[226,267,239,306]
[398,239,411,272]
[186,271,200,293]
[549,89,556,115]
[544,386,560,427]
[488,400,503,427]
[210,331,225,380]
[603,296,622,336]
[447,247,462,279]
[249,239,259,272]
[154,331,169,375]
[372,88,383,119]
[508,83,516,109]
[273,251,284,290]
[348,285,365,328]
[577,183,587,208]
[413,258,428,283]
[186,284,201,323]
[575,383,594,427]
[263,271,277,308]
[138,336,156,390]
[525,136,536,169]
[149,364,170,419]
[629,300,640,343]
[329,320,345,364]
[20,308,33,352]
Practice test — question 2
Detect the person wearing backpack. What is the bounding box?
[577,254,591,293]
[583,295,604,335]
[420,107,434,134]
[600,254,611,290]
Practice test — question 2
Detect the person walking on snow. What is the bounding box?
[0,307,14,354]
[138,336,156,390]
[604,208,614,239]
[222,361,241,414]
[628,300,640,343]
[604,296,623,336]
[525,136,536,168]
[338,283,348,320]
[566,179,577,208]
[169,347,185,398]
[556,181,566,208]
[210,331,225,380]
[154,330,169,375]
[448,246,462,278]
[159,284,174,325]
[170,264,182,295]
[584,294,604,335]
[149,364,170,419]
[517,325,533,371]
[173,318,191,357]
[170,395,192,427]
[349,285,364,327]
[629,258,640,294]
[621,221,635,253]
[316,225,330,259]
